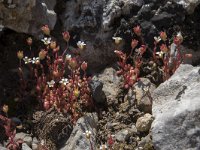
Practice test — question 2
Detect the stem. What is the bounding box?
[62,42,69,57]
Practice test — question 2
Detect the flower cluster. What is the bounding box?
[17,25,93,123]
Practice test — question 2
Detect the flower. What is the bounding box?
[62,31,70,42]
[23,56,31,64]
[112,37,122,44]
[59,78,69,85]
[77,41,86,50]
[174,31,183,45]
[69,58,78,69]
[39,49,47,60]
[131,39,138,49]
[156,51,164,58]
[160,31,167,41]
[32,57,40,64]
[47,80,55,88]
[41,37,51,45]
[17,51,24,60]
[133,25,141,36]
[41,25,50,35]
[100,144,108,150]
[26,37,33,46]
[154,36,161,43]
[81,61,87,71]
[83,130,92,139]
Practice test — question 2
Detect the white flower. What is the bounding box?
[23,56,31,64]
[177,31,183,42]
[154,36,161,43]
[32,57,40,64]
[112,37,122,44]
[83,130,92,139]
[47,80,55,88]
[77,41,86,49]
[59,78,69,85]
[41,37,51,45]
[156,51,164,58]
[100,144,108,150]
[66,54,72,59]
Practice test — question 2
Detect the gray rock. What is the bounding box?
[15,132,32,147]
[115,129,130,142]
[32,137,39,150]
[173,0,200,14]
[0,0,56,35]
[136,113,153,132]
[152,64,200,150]
[22,143,32,150]
[89,80,106,104]
[0,146,7,150]
[60,113,98,150]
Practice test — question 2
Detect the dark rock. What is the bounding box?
[89,80,106,104]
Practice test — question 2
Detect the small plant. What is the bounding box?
[17,25,93,123]
[0,105,23,150]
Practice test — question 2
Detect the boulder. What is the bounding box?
[0,0,56,35]
[151,64,200,150]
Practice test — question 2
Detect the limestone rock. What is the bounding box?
[152,64,200,150]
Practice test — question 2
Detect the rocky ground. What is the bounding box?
[0,0,200,150]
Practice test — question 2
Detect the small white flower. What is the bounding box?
[156,51,164,58]
[41,37,51,45]
[59,78,69,85]
[66,54,72,59]
[47,80,55,88]
[32,57,40,64]
[77,41,86,49]
[112,37,122,44]
[154,36,161,43]
[23,56,31,64]
[83,130,92,139]
[177,31,183,42]
[100,144,108,150]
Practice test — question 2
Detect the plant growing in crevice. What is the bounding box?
[17,25,93,124]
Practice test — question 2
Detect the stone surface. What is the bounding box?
[152,64,200,150]
[136,113,153,132]
[89,80,106,104]
[60,113,98,150]
[22,143,32,150]
[115,129,129,142]
[0,0,57,35]
[15,132,32,147]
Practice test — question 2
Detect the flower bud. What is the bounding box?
[74,88,80,97]
[160,31,167,41]
[39,50,47,60]
[2,104,8,113]
[26,37,33,46]
[62,31,70,42]
[81,61,87,71]
[41,25,50,35]
[133,25,141,36]
[17,51,24,60]
[44,101,50,110]
[185,53,192,58]
[131,39,138,49]
[50,41,57,49]
[69,58,78,69]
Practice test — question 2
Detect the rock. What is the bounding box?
[0,146,7,150]
[15,133,32,147]
[22,143,32,150]
[138,134,154,150]
[89,80,106,104]
[173,0,200,14]
[32,137,39,150]
[128,78,156,113]
[0,0,57,35]
[60,113,98,150]
[33,108,73,150]
[115,129,130,142]
[93,67,122,105]
[151,64,200,150]
[136,113,153,132]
